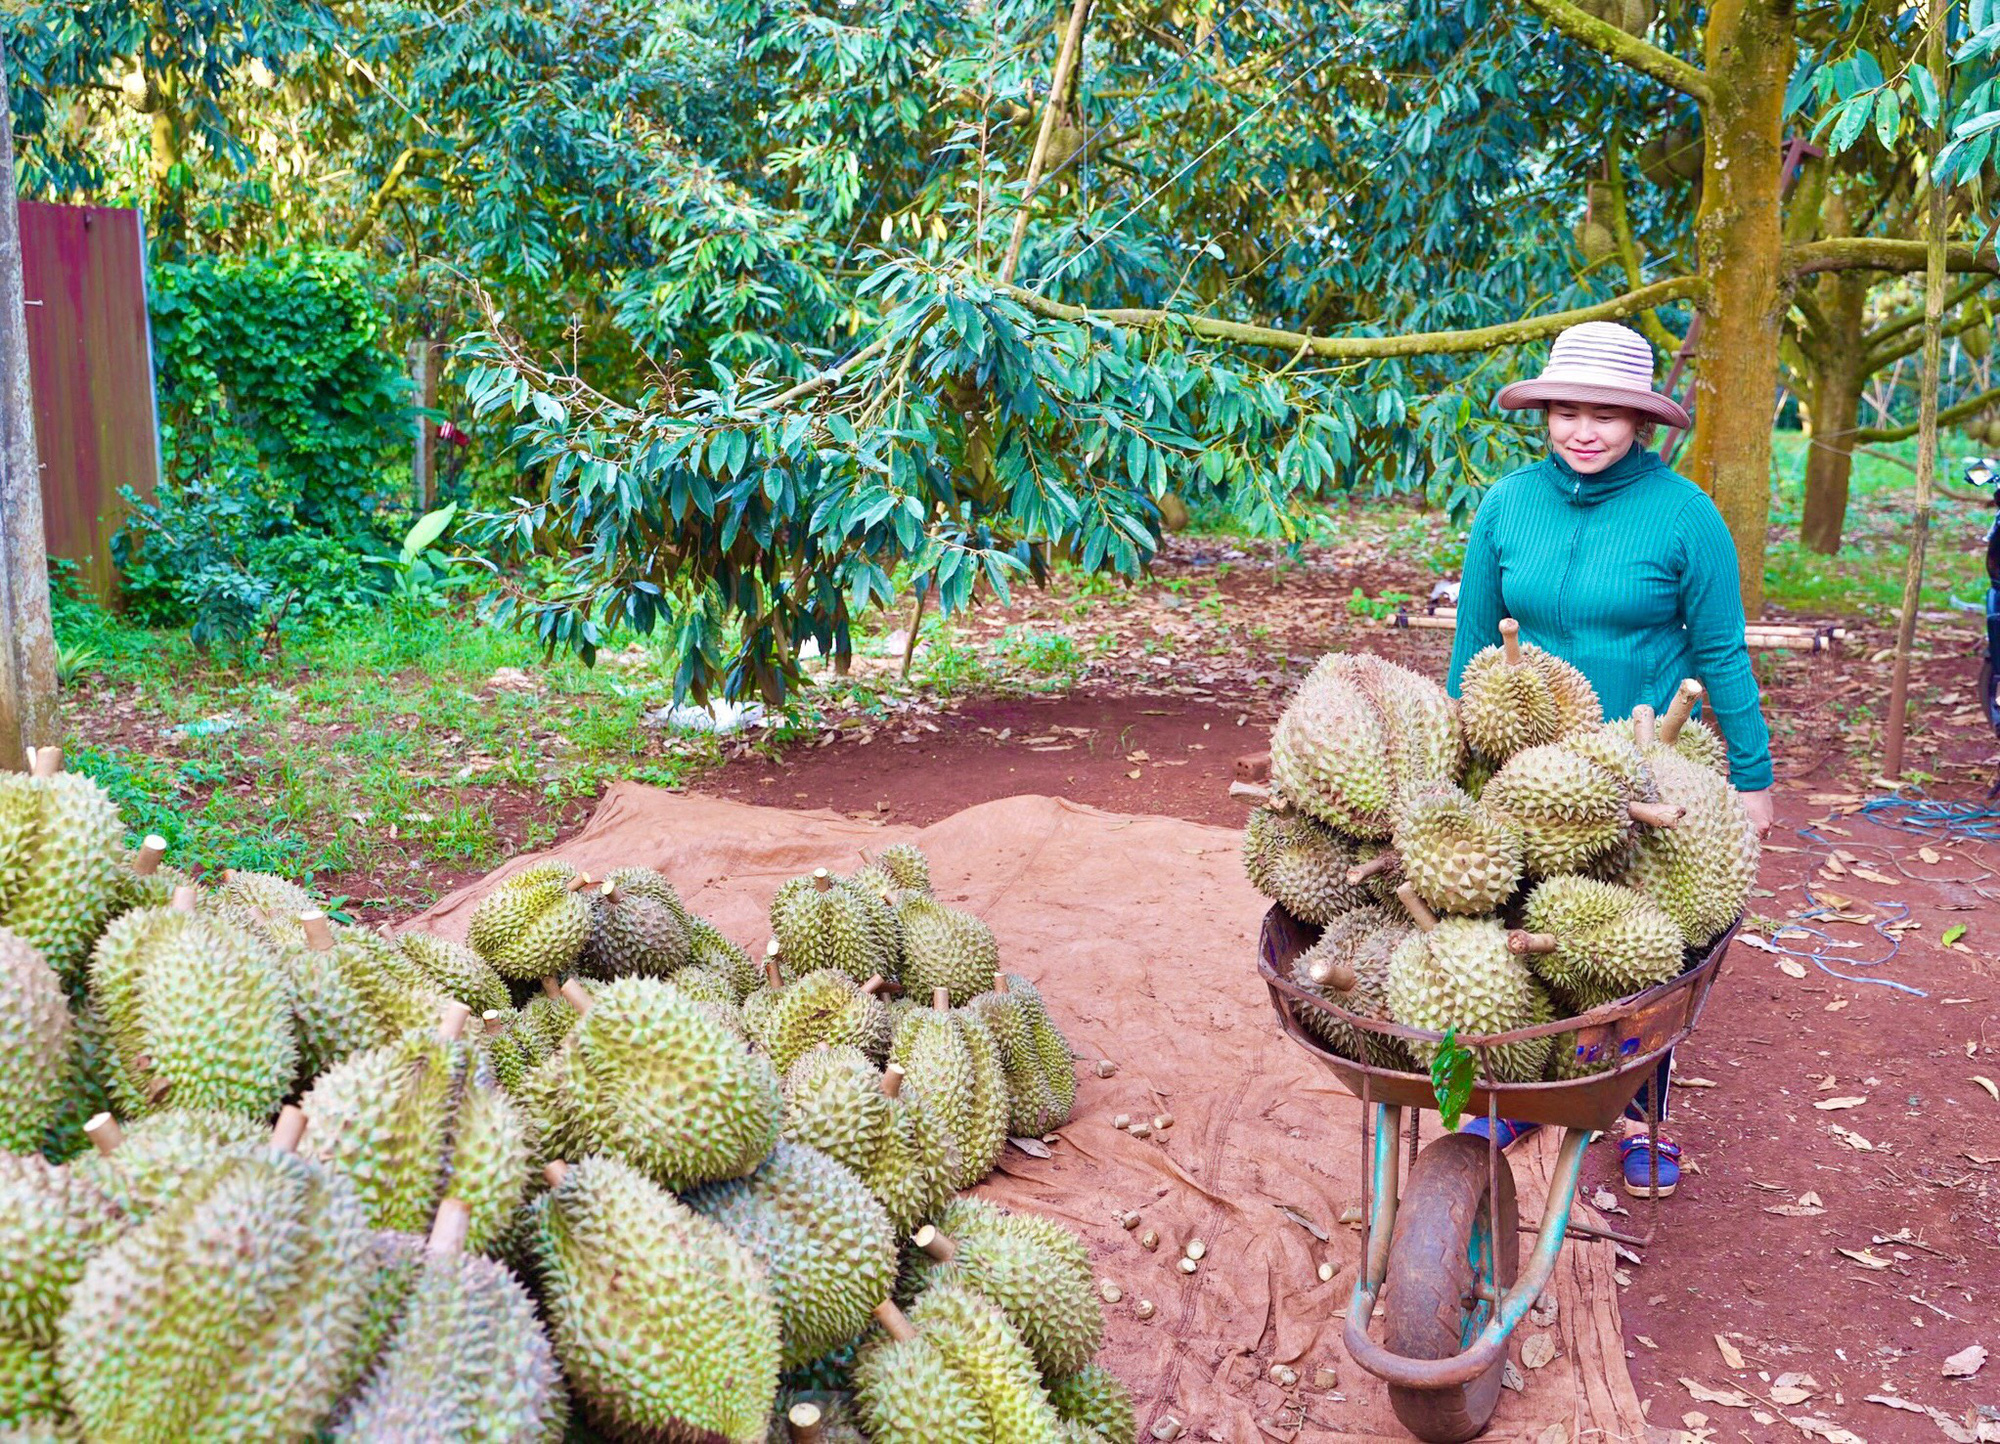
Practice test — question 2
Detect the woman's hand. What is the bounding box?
[1739,787,1775,840]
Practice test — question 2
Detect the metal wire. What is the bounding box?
[1859,795,2000,841]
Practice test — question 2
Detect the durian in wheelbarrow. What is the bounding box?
[1385,783,1523,915]
[1479,734,1682,876]
[1456,619,1601,762]
[1607,678,1729,777]
[1242,804,1379,923]
[1269,652,1461,838]
[1516,874,1684,1009]
[1383,885,1556,1082]
[1615,706,1757,946]
[1288,906,1415,1071]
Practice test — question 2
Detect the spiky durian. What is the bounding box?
[966,973,1075,1136]
[781,1047,955,1236]
[1390,785,1523,915]
[0,929,69,1154]
[773,870,893,984]
[853,1286,1065,1444]
[524,977,780,1190]
[1048,1364,1136,1444]
[688,1142,897,1370]
[57,1123,375,1442]
[1289,907,1415,1071]
[73,1106,265,1219]
[468,862,592,981]
[1611,678,1730,776]
[889,1001,1008,1189]
[110,834,192,913]
[281,913,443,1085]
[896,895,999,1008]
[905,1197,1102,1377]
[687,916,764,1001]
[214,868,316,923]
[1269,652,1462,838]
[1615,744,1757,947]
[0,1154,125,1430]
[89,903,296,1120]
[579,868,692,980]
[398,930,512,1014]
[1383,891,1555,1082]
[1480,737,1678,876]
[749,969,894,1074]
[1241,805,1378,924]
[1518,875,1685,1005]
[1455,621,1601,762]
[0,757,124,986]
[532,1154,780,1444]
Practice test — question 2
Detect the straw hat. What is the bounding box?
[1494,321,1692,430]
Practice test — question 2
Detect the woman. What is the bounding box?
[1444,321,1775,1198]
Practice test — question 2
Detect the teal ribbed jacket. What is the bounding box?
[1444,444,1774,792]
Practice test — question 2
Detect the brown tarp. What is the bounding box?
[411,786,1649,1444]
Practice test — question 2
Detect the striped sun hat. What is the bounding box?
[1494,321,1691,430]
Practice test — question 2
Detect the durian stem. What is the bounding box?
[812,868,834,892]
[541,976,563,1000]
[558,978,594,1015]
[426,1198,471,1257]
[992,971,1008,994]
[930,985,951,1011]
[881,1064,906,1099]
[437,1001,472,1041]
[1506,930,1561,955]
[28,745,61,778]
[270,1105,308,1153]
[1306,956,1358,990]
[1499,617,1523,666]
[787,1402,825,1444]
[481,1010,509,1035]
[1628,800,1684,829]
[564,871,594,893]
[1345,850,1401,886]
[600,879,623,905]
[912,1224,958,1262]
[84,1112,124,1154]
[1631,704,1658,749]
[168,884,197,913]
[299,909,335,952]
[543,1160,569,1188]
[872,1299,919,1343]
[860,973,887,995]
[145,1075,171,1105]
[1660,679,1703,743]
[1394,882,1439,932]
[134,835,167,876]
[764,942,784,989]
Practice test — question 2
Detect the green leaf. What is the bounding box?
[1942,923,1967,946]
[1430,1027,1476,1131]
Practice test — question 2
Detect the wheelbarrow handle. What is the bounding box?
[1343,1127,1591,1391]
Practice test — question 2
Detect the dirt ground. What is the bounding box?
[700,533,2000,1444]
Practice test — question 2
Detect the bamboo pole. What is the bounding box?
[999,0,1094,285]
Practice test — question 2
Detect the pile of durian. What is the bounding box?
[1246,626,1758,1083]
[0,745,1131,1444]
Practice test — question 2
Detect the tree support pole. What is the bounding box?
[1882,2,1949,782]
[999,0,1093,285]
[0,37,56,772]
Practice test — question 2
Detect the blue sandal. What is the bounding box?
[1619,1135,1681,1197]
[1459,1117,1540,1149]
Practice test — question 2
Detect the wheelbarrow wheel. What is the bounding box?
[1381,1133,1521,1443]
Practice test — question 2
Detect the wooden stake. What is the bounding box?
[134,835,167,876]
[913,1224,958,1262]
[872,1299,919,1343]
[1394,882,1438,932]
[1627,800,1684,829]
[437,1000,472,1041]
[1499,617,1523,665]
[27,744,59,777]
[270,1105,308,1153]
[299,909,335,952]
[84,1112,123,1154]
[881,1063,906,1099]
[1507,931,1560,955]
[543,1160,568,1189]
[1659,679,1702,743]
[427,1197,471,1257]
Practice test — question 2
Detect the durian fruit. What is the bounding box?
[782,1047,955,1236]
[1516,875,1684,1007]
[532,1155,780,1444]
[1628,678,1729,777]
[40,998,115,1163]
[214,867,316,924]
[0,749,124,986]
[524,976,780,1190]
[74,1106,265,1219]
[896,894,1000,1008]
[1269,652,1462,838]
[282,910,445,1085]
[966,972,1076,1136]
[57,1109,376,1443]
[773,870,894,984]
[0,928,69,1153]
[468,861,593,981]
[579,868,692,979]
[300,1005,530,1254]
[1456,620,1602,763]
[833,872,907,975]
[689,916,764,1001]
[905,1198,1102,1377]
[1289,907,1416,1071]
[1383,886,1555,1082]
[1241,804,1378,924]
[110,834,191,912]
[1048,1364,1136,1444]
[869,843,932,895]
[852,1288,1065,1444]
[889,994,1008,1189]
[1615,716,1757,946]
[398,930,512,1014]
[89,895,297,1120]
[0,1154,126,1430]
[1480,737,1682,876]
[749,968,894,1074]
[1389,784,1523,915]
[330,1198,568,1443]
[688,1141,897,1370]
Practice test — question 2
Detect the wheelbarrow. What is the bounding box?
[1258,906,1737,1443]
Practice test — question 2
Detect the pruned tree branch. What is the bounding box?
[1785,237,1999,278]
[1509,0,1713,104]
[1855,382,2000,443]
[999,274,1707,358]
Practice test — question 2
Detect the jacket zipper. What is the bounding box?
[1553,476,1586,642]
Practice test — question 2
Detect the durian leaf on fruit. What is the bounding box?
[1430,1027,1476,1130]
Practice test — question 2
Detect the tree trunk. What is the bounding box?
[1679,0,1793,617]
[1800,361,1862,554]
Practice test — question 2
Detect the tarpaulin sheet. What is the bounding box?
[410,786,1649,1444]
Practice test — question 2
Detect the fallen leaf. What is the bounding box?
[1681,1378,1756,1408]
[1837,1247,1893,1269]
[1125,768,1142,780]
[1831,1125,1877,1151]
[1818,1075,1839,1090]
[1942,923,1968,946]
[1007,1136,1052,1158]
[1826,1000,1850,1012]
[1851,867,1899,885]
[1765,1202,1827,1217]
[1752,1410,1777,1425]
[1126,749,1151,763]
[1800,1191,1824,1207]
[1501,1360,1525,1392]
[1779,959,1809,979]
[1521,1332,1558,1370]
[1715,1335,1746,1370]
[1274,1204,1329,1242]
[1677,1076,1720,1089]
[1942,1343,1987,1378]
[1864,1395,1926,1414]
[1816,1096,1869,1111]
[1974,1076,1998,1103]
[1789,1417,1865,1444]
[1637,1335,1657,1349]
[1740,933,1780,953]
[1920,846,1942,864]
[1772,1373,1820,1405]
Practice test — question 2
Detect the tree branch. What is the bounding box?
[1853,382,2000,443]
[1508,0,1713,104]
[1785,237,1999,278]
[1864,274,1993,352]
[1867,300,1993,371]
[999,274,1707,358]
[1602,133,1682,355]
[345,145,437,250]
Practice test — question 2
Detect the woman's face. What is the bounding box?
[1546,402,1643,473]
